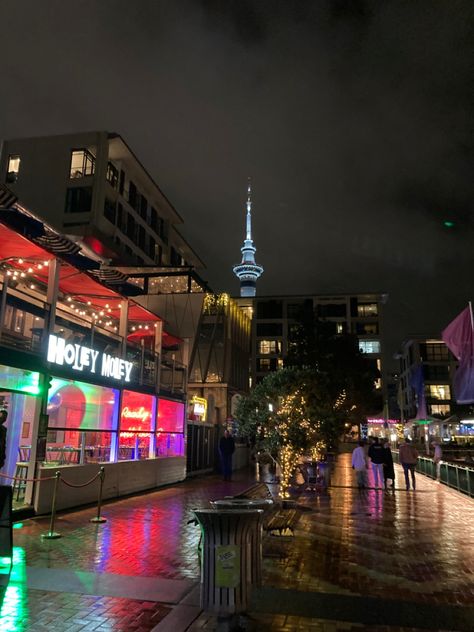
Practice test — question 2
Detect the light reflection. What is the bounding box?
[0,547,28,631]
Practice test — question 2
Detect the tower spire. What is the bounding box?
[233,179,263,297]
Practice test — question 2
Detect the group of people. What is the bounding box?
[352,436,420,491]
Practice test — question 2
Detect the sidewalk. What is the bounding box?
[1,455,474,631]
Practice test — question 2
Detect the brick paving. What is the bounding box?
[1,453,473,630]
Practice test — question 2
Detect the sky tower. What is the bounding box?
[233,180,263,297]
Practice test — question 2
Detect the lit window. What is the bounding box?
[258,358,271,371]
[259,340,280,354]
[430,404,450,416]
[70,149,95,178]
[277,358,284,368]
[6,155,20,183]
[359,339,381,354]
[336,323,345,334]
[357,303,378,317]
[428,384,451,400]
[106,162,118,188]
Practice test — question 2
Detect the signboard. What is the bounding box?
[120,390,155,432]
[215,545,240,588]
[47,334,134,383]
[190,396,207,421]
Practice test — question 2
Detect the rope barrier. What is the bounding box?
[0,472,56,482]
[60,470,102,488]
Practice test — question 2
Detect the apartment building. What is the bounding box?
[0,131,204,269]
[235,293,387,393]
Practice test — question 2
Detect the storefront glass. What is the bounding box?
[155,399,185,457]
[46,377,120,465]
[118,389,155,460]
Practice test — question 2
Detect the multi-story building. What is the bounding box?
[0,131,204,270]
[235,293,387,392]
[397,336,474,443]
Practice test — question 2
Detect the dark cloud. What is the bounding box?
[0,0,472,366]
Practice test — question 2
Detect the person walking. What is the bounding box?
[351,440,368,489]
[368,436,385,488]
[0,410,7,471]
[219,429,235,481]
[432,441,443,481]
[399,437,419,490]
[382,441,395,489]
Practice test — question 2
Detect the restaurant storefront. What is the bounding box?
[0,205,187,515]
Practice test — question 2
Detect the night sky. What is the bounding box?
[0,1,472,366]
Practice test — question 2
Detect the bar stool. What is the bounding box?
[13,446,30,501]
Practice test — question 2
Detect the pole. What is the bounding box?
[42,471,62,539]
[90,467,107,524]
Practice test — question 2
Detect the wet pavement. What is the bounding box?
[1,453,473,631]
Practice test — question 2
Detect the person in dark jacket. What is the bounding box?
[0,410,8,470]
[382,442,395,489]
[219,430,235,481]
[368,436,385,488]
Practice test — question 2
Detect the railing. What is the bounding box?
[393,450,474,498]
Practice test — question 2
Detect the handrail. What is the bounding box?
[393,450,474,498]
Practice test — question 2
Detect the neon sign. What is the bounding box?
[191,396,207,419]
[47,334,134,383]
[121,406,150,424]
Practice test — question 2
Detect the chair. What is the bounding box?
[13,446,31,501]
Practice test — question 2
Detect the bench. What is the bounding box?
[231,482,303,536]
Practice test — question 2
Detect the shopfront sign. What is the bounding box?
[47,334,134,383]
[191,396,207,420]
[121,406,151,424]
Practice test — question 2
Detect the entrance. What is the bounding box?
[0,391,38,509]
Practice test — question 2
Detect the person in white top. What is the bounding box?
[432,441,443,481]
[352,441,368,488]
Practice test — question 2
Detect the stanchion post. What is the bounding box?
[42,471,62,539]
[90,467,107,524]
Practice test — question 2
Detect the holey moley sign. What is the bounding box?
[47,334,134,382]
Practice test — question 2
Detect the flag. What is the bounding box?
[409,364,427,419]
[442,305,474,404]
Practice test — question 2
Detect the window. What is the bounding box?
[65,187,93,213]
[359,339,381,354]
[104,198,116,224]
[357,303,378,317]
[69,149,95,178]
[420,343,449,362]
[355,322,379,335]
[430,404,451,416]
[256,323,282,337]
[287,302,311,319]
[256,300,283,319]
[317,303,346,318]
[428,384,451,400]
[6,155,20,183]
[140,195,148,220]
[126,212,135,240]
[257,358,271,371]
[170,247,182,266]
[424,365,449,380]
[148,235,156,259]
[119,169,125,195]
[106,162,118,188]
[138,225,146,252]
[128,181,137,210]
[150,207,158,232]
[118,390,155,461]
[259,340,281,354]
[336,322,346,334]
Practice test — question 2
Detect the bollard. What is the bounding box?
[90,467,107,524]
[42,471,62,539]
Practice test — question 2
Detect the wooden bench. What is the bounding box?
[231,482,303,536]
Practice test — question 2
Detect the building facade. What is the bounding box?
[0,131,204,270]
[236,293,387,391]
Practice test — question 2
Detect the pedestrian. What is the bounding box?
[432,441,443,481]
[382,441,395,489]
[399,437,419,491]
[351,440,368,489]
[0,410,7,470]
[219,429,235,481]
[368,436,385,488]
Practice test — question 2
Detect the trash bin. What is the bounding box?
[0,486,13,566]
[210,499,272,586]
[193,508,263,616]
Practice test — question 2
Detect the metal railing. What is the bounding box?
[393,450,474,498]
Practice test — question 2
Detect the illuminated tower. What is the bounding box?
[233,180,263,297]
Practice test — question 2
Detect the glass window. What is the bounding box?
[358,339,381,354]
[317,303,346,318]
[428,384,451,400]
[156,432,184,457]
[47,378,119,431]
[424,365,450,380]
[120,390,155,432]
[355,322,379,335]
[106,162,118,188]
[420,343,449,362]
[357,303,378,317]
[104,197,116,224]
[45,430,113,465]
[70,149,95,178]
[256,323,282,337]
[0,365,40,395]
[118,433,150,461]
[258,340,280,354]
[6,155,20,183]
[157,399,184,433]
[65,187,93,213]
[256,300,283,319]
[430,404,451,416]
